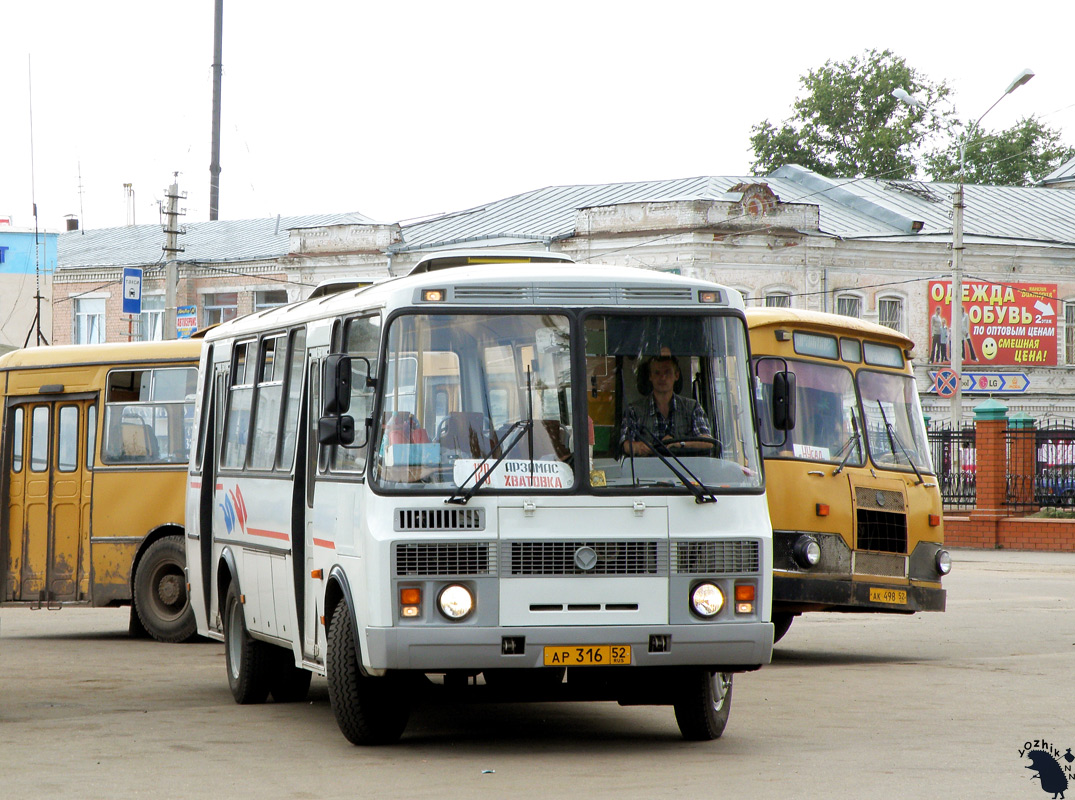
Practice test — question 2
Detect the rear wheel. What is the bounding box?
[133,535,197,643]
[224,582,271,704]
[673,670,732,741]
[326,597,409,745]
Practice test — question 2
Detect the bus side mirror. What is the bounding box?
[322,354,352,415]
[319,414,356,446]
[771,371,796,431]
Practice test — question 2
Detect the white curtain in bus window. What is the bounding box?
[277,329,307,470]
[249,335,286,470]
[222,342,255,469]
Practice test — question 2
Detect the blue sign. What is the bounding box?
[122,267,143,315]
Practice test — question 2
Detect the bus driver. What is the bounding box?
[620,352,712,456]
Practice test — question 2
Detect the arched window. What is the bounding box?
[835,293,863,319]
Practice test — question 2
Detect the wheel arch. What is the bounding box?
[326,566,372,676]
[216,545,241,622]
[130,522,186,592]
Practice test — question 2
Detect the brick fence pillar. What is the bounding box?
[1008,411,1038,512]
[969,399,1009,547]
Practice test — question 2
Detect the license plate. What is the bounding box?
[869,587,908,605]
[543,645,631,666]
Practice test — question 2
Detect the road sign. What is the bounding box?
[934,368,959,398]
[929,371,1030,394]
[121,267,143,315]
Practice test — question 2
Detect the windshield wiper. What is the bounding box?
[444,420,530,505]
[445,368,538,506]
[832,414,862,476]
[876,401,924,486]
[633,427,718,504]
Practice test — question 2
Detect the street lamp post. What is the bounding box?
[894,68,1034,429]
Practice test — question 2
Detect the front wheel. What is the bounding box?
[772,612,795,644]
[673,670,732,741]
[133,535,197,643]
[223,582,271,704]
[326,598,409,745]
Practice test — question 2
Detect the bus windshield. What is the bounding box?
[371,312,576,491]
[757,359,865,468]
[858,370,934,473]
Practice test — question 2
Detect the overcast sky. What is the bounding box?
[3,1,1073,233]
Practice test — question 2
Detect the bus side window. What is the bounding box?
[12,407,24,472]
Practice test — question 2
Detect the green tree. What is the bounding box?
[749,49,953,180]
[923,116,1075,186]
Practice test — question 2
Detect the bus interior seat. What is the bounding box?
[120,419,157,461]
[437,412,497,458]
[507,419,572,461]
[384,412,431,445]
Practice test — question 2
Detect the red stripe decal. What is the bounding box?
[215,483,223,491]
[313,538,335,549]
[190,481,202,489]
[248,528,289,541]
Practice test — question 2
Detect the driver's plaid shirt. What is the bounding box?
[620,394,711,447]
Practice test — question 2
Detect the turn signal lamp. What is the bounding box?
[400,587,422,618]
[699,291,720,304]
[735,584,755,614]
[421,289,446,302]
[929,514,941,527]
[816,503,830,517]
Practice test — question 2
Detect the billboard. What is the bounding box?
[927,280,1057,367]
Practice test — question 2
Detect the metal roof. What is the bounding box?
[55,168,1075,272]
[57,212,372,268]
[1040,155,1075,186]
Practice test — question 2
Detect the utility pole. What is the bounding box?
[163,176,186,339]
[209,0,223,220]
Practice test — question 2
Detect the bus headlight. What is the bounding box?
[793,535,822,568]
[690,582,724,617]
[935,549,952,576]
[437,584,474,620]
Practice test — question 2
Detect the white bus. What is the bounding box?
[185,252,785,744]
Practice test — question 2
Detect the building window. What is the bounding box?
[74,297,106,344]
[255,289,289,311]
[878,297,903,332]
[765,292,791,308]
[138,295,165,341]
[203,292,238,327]
[1065,302,1075,365]
[836,295,862,318]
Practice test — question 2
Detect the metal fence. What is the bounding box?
[1021,420,1075,511]
[927,424,976,509]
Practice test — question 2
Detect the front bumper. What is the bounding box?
[364,622,773,671]
[773,574,946,613]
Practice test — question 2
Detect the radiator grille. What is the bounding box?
[856,509,908,554]
[854,551,907,578]
[394,507,485,532]
[672,540,760,574]
[506,540,663,576]
[394,542,495,576]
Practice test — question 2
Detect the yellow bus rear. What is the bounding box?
[747,308,949,642]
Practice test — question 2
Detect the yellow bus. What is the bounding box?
[747,308,949,641]
[1,340,201,641]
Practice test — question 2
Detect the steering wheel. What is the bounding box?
[660,435,721,457]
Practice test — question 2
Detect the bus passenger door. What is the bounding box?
[4,399,94,605]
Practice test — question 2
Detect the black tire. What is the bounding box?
[772,612,795,644]
[673,670,733,741]
[326,598,409,745]
[133,535,197,643]
[223,582,271,704]
[269,647,312,703]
